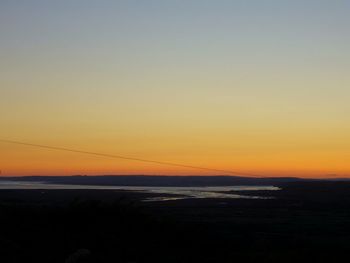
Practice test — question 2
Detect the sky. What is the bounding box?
[0,0,349,177]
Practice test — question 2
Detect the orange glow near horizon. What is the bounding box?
[1,139,349,178]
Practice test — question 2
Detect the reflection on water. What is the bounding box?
[142,186,279,201]
[0,181,280,201]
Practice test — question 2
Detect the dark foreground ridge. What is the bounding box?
[1,180,350,263]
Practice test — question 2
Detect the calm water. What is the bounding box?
[0,181,280,201]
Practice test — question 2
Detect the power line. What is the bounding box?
[0,139,259,177]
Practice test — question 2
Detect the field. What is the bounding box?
[0,181,350,263]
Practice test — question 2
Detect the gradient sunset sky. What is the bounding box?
[1,0,349,177]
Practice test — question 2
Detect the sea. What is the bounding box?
[0,180,280,201]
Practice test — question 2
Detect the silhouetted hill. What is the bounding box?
[1,181,350,262]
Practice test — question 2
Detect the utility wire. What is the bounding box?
[0,139,259,177]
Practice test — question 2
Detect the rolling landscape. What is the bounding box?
[1,176,350,262]
[1,1,349,262]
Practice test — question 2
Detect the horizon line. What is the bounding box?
[1,174,349,180]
